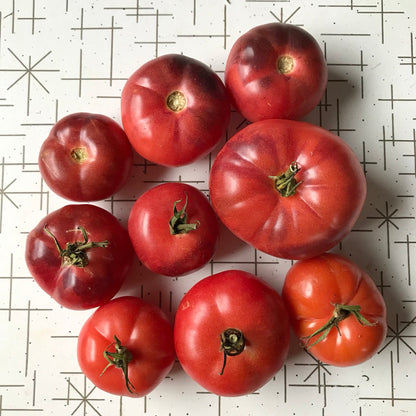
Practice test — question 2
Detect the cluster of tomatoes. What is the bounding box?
[25,23,387,398]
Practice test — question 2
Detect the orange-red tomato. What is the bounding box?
[282,253,387,366]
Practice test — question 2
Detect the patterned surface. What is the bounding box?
[0,0,415,415]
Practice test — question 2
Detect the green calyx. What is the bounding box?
[269,161,302,197]
[44,225,109,268]
[100,335,136,395]
[169,194,200,235]
[302,303,376,349]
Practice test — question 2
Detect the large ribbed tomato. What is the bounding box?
[209,119,366,260]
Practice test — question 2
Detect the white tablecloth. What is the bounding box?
[0,1,415,415]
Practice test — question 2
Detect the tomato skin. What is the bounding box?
[77,296,175,397]
[39,112,133,202]
[121,54,230,167]
[209,119,366,260]
[282,253,387,367]
[225,22,327,122]
[174,270,290,396]
[128,183,219,276]
[25,204,135,310]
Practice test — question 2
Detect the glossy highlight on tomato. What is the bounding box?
[209,119,367,260]
[25,204,134,310]
[77,296,175,397]
[38,112,133,202]
[121,53,231,167]
[128,182,219,276]
[282,253,387,366]
[174,270,290,396]
[225,22,328,122]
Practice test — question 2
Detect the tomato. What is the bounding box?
[120,53,230,167]
[209,119,366,260]
[38,112,133,202]
[128,182,219,276]
[174,270,290,396]
[25,204,134,310]
[282,253,387,366]
[77,296,175,397]
[39,113,133,202]
[225,22,327,122]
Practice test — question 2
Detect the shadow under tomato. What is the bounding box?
[301,65,364,131]
[114,154,172,202]
[211,221,254,264]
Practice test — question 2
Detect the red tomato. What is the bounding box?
[25,204,134,310]
[128,182,219,276]
[225,22,327,122]
[282,253,387,366]
[39,112,133,202]
[209,119,366,260]
[120,54,230,167]
[174,270,290,396]
[77,296,175,397]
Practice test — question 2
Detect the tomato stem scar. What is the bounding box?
[101,335,136,395]
[277,55,294,74]
[219,328,245,376]
[70,147,88,163]
[166,90,187,112]
[269,161,302,197]
[43,225,109,267]
[301,303,376,349]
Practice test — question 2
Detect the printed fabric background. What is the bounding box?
[0,0,415,415]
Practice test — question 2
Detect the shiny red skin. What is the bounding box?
[77,296,175,397]
[38,112,133,202]
[25,204,134,310]
[128,183,219,276]
[282,253,387,366]
[120,54,231,167]
[209,119,367,260]
[225,22,327,122]
[174,270,290,396]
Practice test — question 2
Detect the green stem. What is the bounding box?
[302,303,376,349]
[100,335,136,394]
[219,328,245,376]
[169,194,200,235]
[269,161,302,197]
[44,225,108,267]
